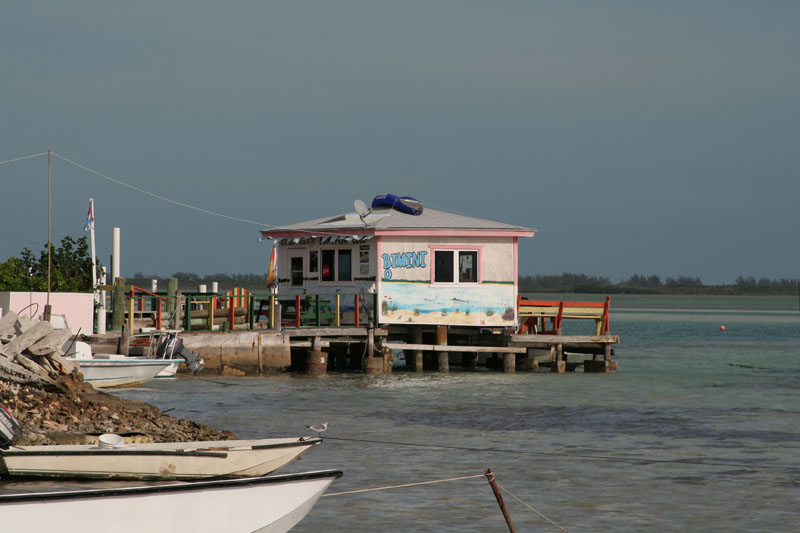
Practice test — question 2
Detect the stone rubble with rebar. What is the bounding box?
[0,311,234,445]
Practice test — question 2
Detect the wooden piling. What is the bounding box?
[307,337,327,375]
[273,300,282,330]
[502,353,516,373]
[175,292,182,330]
[485,469,516,533]
[412,326,423,372]
[111,277,126,331]
[584,359,619,373]
[118,322,130,356]
[364,355,384,374]
[436,325,448,372]
[166,277,178,314]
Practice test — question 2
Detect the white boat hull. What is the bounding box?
[74,356,172,389]
[0,437,322,481]
[155,360,181,378]
[0,469,341,533]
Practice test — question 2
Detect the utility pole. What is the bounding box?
[45,150,52,321]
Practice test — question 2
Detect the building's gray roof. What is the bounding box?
[262,206,535,235]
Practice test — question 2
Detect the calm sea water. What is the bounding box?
[111,294,800,532]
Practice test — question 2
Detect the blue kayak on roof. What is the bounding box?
[371,194,424,216]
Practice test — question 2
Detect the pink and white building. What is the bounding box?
[260,199,535,328]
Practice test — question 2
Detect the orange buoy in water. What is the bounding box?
[720,325,726,331]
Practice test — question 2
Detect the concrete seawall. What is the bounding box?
[180,331,291,375]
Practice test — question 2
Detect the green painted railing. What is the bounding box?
[172,291,378,331]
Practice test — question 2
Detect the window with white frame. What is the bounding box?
[433,249,479,284]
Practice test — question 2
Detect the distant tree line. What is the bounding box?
[128,272,267,292]
[3,244,796,296]
[131,271,798,296]
[518,273,799,295]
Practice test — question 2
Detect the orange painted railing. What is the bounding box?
[517,295,610,335]
[129,285,167,329]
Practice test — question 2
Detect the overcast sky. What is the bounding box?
[2,1,798,284]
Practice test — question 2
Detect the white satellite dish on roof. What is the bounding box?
[354,199,371,224]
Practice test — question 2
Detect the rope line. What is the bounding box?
[323,436,799,471]
[496,482,569,532]
[0,152,48,165]
[49,152,369,235]
[322,473,484,497]
[51,152,272,227]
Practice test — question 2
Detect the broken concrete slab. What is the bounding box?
[13,352,52,381]
[14,315,37,334]
[27,330,73,357]
[4,321,53,357]
[0,311,19,336]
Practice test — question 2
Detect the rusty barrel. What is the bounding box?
[306,350,328,375]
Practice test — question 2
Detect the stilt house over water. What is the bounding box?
[260,195,536,328]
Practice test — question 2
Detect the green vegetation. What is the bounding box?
[123,271,799,296]
[0,236,98,292]
[518,273,799,295]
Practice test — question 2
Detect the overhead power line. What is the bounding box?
[1,150,284,229]
[0,152,48,165]
[51,152,273,227]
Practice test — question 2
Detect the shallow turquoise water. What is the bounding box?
[113,295,799,532]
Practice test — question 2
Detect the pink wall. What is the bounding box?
[0,292,94,333]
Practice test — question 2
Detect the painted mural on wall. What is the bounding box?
[379,282,516,326]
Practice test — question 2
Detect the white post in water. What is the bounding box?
[211,281,218,294]
[111,227,121,282]
[198,284,207,311]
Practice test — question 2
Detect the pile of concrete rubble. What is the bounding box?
[0,311,81,386]
[0,311,234,445]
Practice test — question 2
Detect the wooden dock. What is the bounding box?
[94,283,619,375]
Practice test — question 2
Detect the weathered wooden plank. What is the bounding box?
[383,343,527,354]
[504,334,618,344]
[283,328,388,337]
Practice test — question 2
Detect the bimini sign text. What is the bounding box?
[382,251,428,280]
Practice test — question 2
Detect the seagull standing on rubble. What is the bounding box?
[306,422,328,436]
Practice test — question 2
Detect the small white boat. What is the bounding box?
[0,468,342,533]
[0,436,322,481]
[66,331,205,387]
[71,351,173,389]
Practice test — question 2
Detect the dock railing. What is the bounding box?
[176,290,379,332]
[128,285,167,330]
[517,295,611,335]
